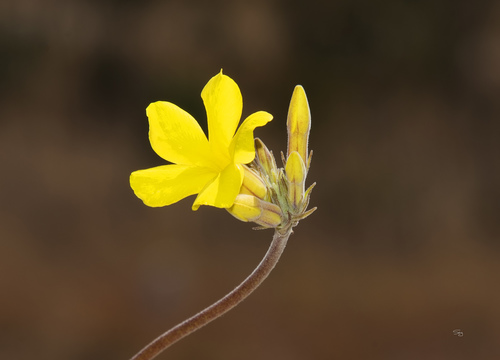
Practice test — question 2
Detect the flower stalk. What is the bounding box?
[130,226,293,360]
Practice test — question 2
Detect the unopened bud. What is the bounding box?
[227,194,261,222]
[287,85,311,166]
[257,199,283,228]
[285,151,306,210]
[240,165,267,199]
[255,138,277,176]
[227,194,282,228]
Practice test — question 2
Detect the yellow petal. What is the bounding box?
[230,111,273,164]
[202,71,242,151]
[192,162,244,210]
[130,164,217,207]
[147,101,214,167]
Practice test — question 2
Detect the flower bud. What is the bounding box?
[257,199,283,228]
[240,165,267,200]
[254,138,276,176]
[285,151,306,211]
[227,194,282,228]
[287,85,311,166]
[227,194,261,222]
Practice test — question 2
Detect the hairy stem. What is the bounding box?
[130,227,293,360]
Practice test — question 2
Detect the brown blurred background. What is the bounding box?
[1,0,499,359]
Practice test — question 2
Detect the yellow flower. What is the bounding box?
[130,71,273,210]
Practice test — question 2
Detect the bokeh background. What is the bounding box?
[1,0,499,359]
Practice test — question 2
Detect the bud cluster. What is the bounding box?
[227,86,316,231]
